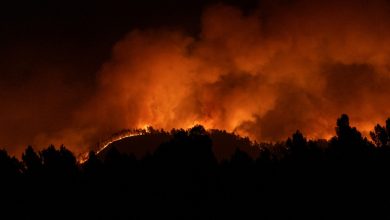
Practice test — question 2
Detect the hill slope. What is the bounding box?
[98,128,261,160]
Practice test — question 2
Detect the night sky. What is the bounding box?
[2,0,390,156]
[1,0,224,85]
[0,0,257,154]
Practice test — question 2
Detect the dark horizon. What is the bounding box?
[3,1,390,218]
[1,114,390,219]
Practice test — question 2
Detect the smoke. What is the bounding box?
[4,0,390,155]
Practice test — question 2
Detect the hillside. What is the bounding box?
[98,128,262,160]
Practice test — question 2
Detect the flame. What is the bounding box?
[71,1,390,156]
[4,1,390,156]
[78,129,148,163]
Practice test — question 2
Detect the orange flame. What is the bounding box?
[4,1,390,157]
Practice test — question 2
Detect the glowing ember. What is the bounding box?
[78,128,150,163]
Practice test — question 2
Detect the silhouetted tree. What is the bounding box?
[286,130,307,154]
[22,146,42,176]
[1,115,390,219]
[0,149,21,178]
[329,114,371,159]
[40,145,77,178]
[370,124,388,148]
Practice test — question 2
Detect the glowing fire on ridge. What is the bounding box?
[78,126,151,163]
[23,1,390,158]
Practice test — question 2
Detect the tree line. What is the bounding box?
[1,114,390,219]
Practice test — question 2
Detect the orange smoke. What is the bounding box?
[5,0,390,156]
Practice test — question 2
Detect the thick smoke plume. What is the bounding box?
[4,0,390,155]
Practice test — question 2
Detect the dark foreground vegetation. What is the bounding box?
[1,114,390,219]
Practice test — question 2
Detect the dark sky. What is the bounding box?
[0,0,258,87]
[0,0,259,155]
[3,0,390,157]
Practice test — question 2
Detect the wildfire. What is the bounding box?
[11,1,390,157]
[78,128,150,164]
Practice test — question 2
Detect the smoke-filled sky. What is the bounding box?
[2,0,390,156]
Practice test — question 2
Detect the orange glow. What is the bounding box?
[78,129,148,163]
[10,1,390,156]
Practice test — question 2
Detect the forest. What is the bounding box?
[1,114,390,219]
